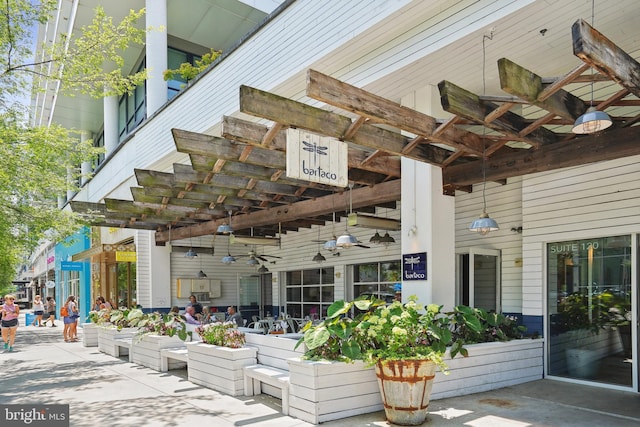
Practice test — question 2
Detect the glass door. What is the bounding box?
[547,235,633,388]
[458,248,501,312]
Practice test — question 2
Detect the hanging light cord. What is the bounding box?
[481,31,494,212]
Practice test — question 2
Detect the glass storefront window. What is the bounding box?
[353,260,401,303]
[285,267,334,319]
[547,235,632,386]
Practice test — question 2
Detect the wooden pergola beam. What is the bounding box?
[443,126,640,187]
[154,179,401,243]
[573,19,640,99]
[498,57,586,121]
[306,69,485,157]
[239,85,452,166]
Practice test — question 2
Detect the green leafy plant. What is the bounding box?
[296,295,482,372]
[449,306,526,342]
[138,312,188,341]
[196,322,246,348]
[163,48,222,84]
[108,308,146,330]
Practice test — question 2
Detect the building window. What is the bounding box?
[167,47,202,100]
[353,261,401,303]
[118,61,146,141]
[93,129,104,169]
[285,267,334,319]
[546,235,632,386]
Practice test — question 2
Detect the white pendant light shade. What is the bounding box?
[217,223,233,234]
[324,238,337,252]
[572,107,612,134]
[469,211,499,235]
[336,233,358,248]
[184,248,198,259]
[247,257,260,266]
[222,254,236,264]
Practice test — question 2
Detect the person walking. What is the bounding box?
[32,294,45,327]
[62,295,79,342]
[1,294,20,351]
[44,296,57,327]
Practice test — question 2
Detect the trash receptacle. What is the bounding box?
[25,313,34,326]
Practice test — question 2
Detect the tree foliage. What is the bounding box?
[0,0,148,286]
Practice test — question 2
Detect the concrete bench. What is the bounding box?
[243,364,290,415]
[159,347,189,372]
[113,337,133,362]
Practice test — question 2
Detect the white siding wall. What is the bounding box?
[455,176,523,313]
[521,156,640,317]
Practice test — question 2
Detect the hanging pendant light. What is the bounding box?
[369,231,382,244]
[337,183,360,248]
[185,227,198,258]
[572,1,612,135]
[246,256,260,266]
[378,232,396,246]
[221,236,236,264]
[572,106,612,134]
[313,227,326,262]
[258,264,269,273]
[197,270,208,278]
[324,237,337,252]
[217,210,234,234]
[470,31,499,236]
[312,251,326,263]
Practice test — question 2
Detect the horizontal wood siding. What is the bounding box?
[455,177,523,313]
[521,156,640,316]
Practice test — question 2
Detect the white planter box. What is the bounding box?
[287,339,544,425]
[97,327,138,357]
[131,334,187,371]
[81,323,99,347]
[187,343,257,396]
[288,359,381,424]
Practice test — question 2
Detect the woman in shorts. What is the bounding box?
[1,294,20,351]
[32,294,45,327]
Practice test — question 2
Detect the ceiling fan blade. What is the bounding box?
[356,243,370,249]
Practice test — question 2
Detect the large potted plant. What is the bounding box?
[297,296,480,426]
[187,322,257,396]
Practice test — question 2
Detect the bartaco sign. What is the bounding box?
[286,128,348,187]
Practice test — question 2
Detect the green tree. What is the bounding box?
[0,0,148,286]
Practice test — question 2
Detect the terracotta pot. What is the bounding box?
[375,359,436,426]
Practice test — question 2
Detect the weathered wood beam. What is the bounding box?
[438,80,559,148]
[306,69,485,156]
[498,57,586,121]
[239,85,452,166]
[155,179,401,242]
[221,115,401,178]
[443,126,640,187]
[573,19,640,99]
[172,128,285,170]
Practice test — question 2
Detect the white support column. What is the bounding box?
[137,230,171,310]
[66,167,74,200]
[145,0,168,115]
[400,86,456,310]
[80,130,92,186]
[103,94,119,155]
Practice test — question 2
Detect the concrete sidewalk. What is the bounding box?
[1,316,639,426]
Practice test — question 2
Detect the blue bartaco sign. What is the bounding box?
[286,128,348,187]
[403,252,427,281]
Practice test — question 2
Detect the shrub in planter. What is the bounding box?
[137,312,189,341]
[196,322,246,348]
